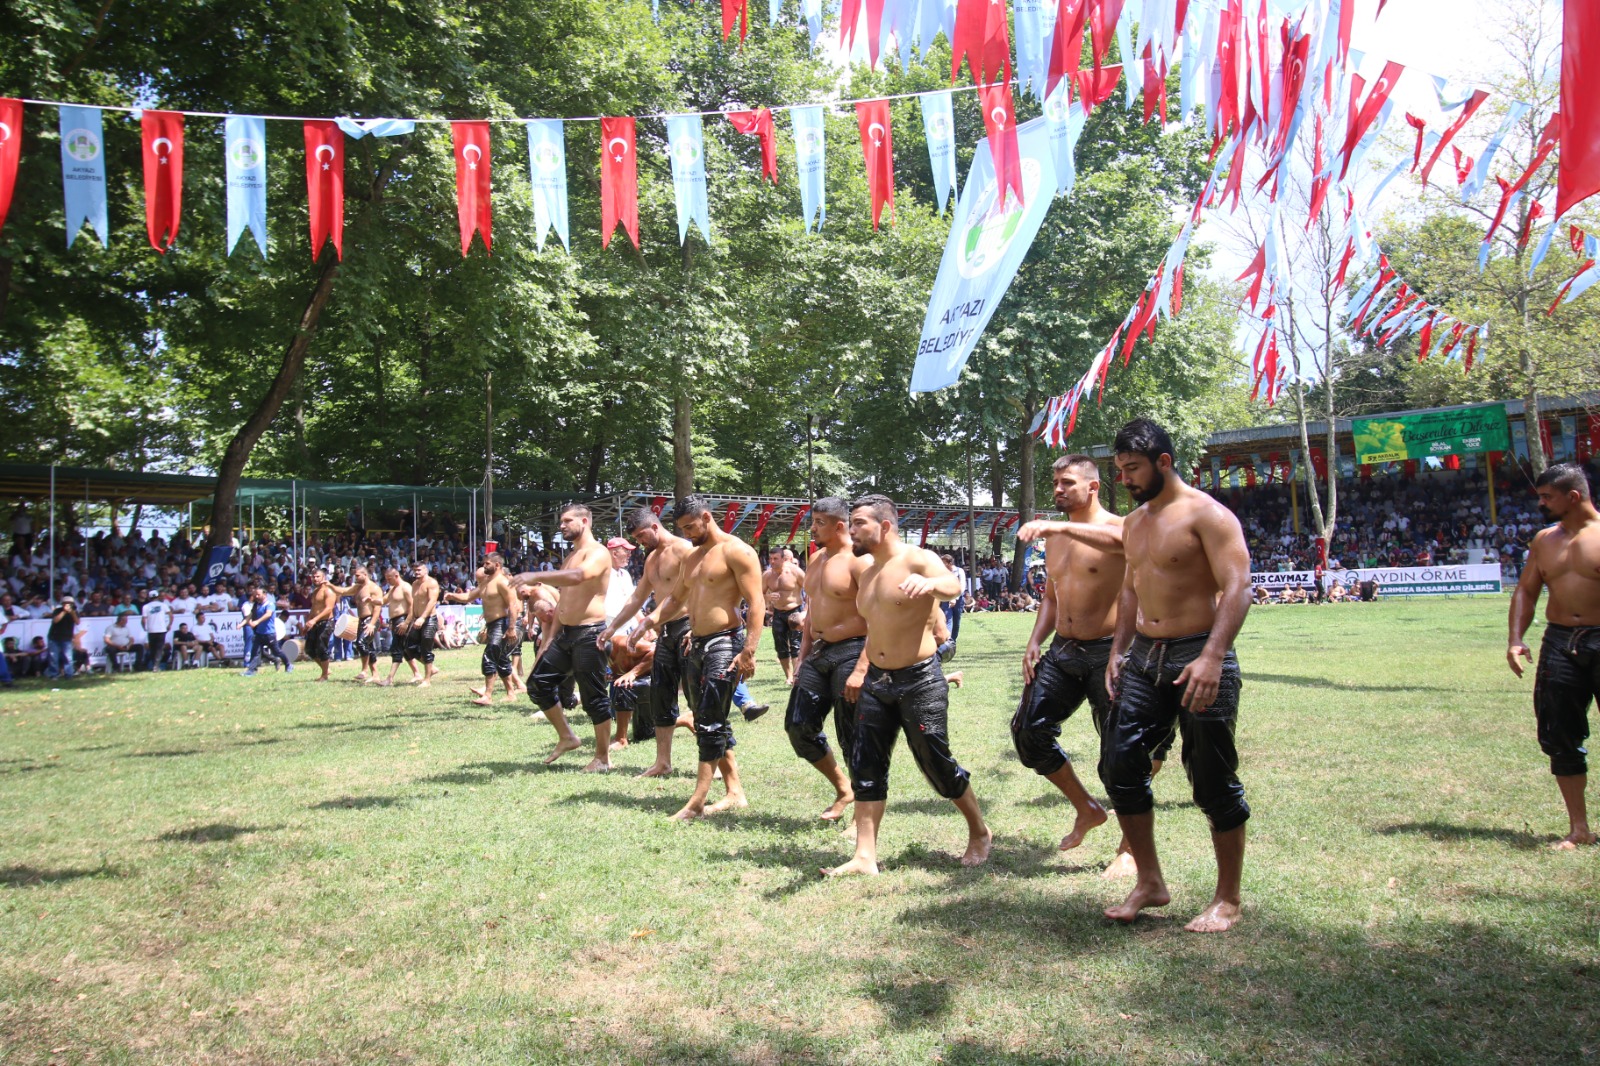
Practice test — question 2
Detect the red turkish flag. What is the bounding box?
[1047,0,1088,100]
[785,505,811,543]
[722,0,749,42]
[979,82,1024,209]
[1089,0,1126,75]
[453,121,492,256]
[727,108,779,184]
[951,0,1011,88]
[920,512,936,547]
[141,109,184,253]
[0,98,20,236]
[1419,89,1487,186]
[649,495,667,516]
[856,99,895,230]
[304,120,344,261]
[1073,64,1123,115]
[1559,0,1600,216]
[722,502,741,532]
[600,116,638,250]
[750,503,779,540]
[1339,61,1404,178]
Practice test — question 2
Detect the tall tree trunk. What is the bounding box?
[1010,394,1039,589]
[1519,290,1547,476]
[196,141,411,583]
[987,437,1005,508]
[673,364,695,500]
[583,399,609,495]
[412,318,433,483]
[292,386,312,472]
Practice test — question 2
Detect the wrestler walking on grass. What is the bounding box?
[764,548,806,684]
[1099,419,1253,933]
[511,505,614,772]
[444,554,520,706]
[1507,463,1600,849]
[378,568,416,687]
[824,495,990,877]
[784,498,867,822]
[633,495,764,820]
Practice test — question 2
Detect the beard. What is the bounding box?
[1127,468,1167,504]
[688,530,710,546]
[1538,503,1556,521]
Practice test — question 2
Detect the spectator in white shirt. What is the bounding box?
[604,537,637,623]
[140,592,173,671]
[191,611,224,661]
[103,613,147,669]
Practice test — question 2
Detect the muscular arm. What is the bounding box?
[730,546,766,676]
[1023,575,1058,684]
[1507,533,1546,676]
[900,549,963,600]
[1197,508,1253,661]
[443,585,482,605]
[1016,520,1126,554]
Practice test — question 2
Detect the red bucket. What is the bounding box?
[484,539,498,554]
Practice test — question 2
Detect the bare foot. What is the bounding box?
[961,828,994,867]
[471,697,494,707]
[670,803,706,821]
[822,856,879,877]
[1101,851,1139,879]
[582,757,612,773]
[636,763,672,779]
[543,736,583,764]
[1105,881,1171,923]
[1059,801,1108,851]
[470,685,487,698]
[416,679,431,689]
[609,738,629,752]
[377,678,392,687]
[353,672,367,683]
[706,791,749,815]
[1552,829,1597,850]
[313,677,328,683]
[946,671,964,689]
[820,793,853,821]
[1185,898,1242,933]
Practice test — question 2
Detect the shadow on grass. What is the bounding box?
[384,709,498,722]
[1373,820,1548,850]
[1,864,126,888]
[0,762,56,775]
[125,749,202,758]
[420,759,587,785]
[556,788,685,816]
[1248,672,1452,693]
[310,795,406,811]
[156,822,282,844]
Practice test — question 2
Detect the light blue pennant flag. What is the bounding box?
[224,116,269,258]
[911,117,1059,393]
[1014,0,1050,102]
[803,0,823,45]
[665,114,711,245]
[58,105,108,248]
[1463,101,1531,202]
[1044,80,1088,196]
[334,117,416,139]
[525,119,570,253]
[921,91,957,215]
[791,105,827,232]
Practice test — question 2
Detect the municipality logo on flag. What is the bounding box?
[671,137,703,168]
[532,141,561,172]
[927,113,952,142]
[65,129,100,162]
[228,138,263,171]
[796,126,823,161]
[957,158,1044,279]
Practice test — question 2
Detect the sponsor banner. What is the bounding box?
[1252,563,1503,597]
[1351,403,1510,464]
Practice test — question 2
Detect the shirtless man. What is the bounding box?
[445,553,519,705]
[608,627,655,749]
[379,567,416,687]
[303,568,339,682]
[1508,463,1600,849]
[824,495,991,877]
[1100,418,1252,933]
[602,507,697,778]
[511,504,614,771]
[1015,456,1175,876]
[784,498,868,821]
[764,547,807,683]
[407,562,442,686]
[633,495,764,819]
[331,566,384,682]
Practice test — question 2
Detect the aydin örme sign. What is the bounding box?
[1350,404,1511,464]
[1252,564,1503,596]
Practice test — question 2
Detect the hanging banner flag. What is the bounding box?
[335,117,415,140]
[952,0,1012,87]
[1558,0,1600,217]
[666,114,711,245]
[304,120,344,261]
[785,505,812,543]
[1339,61,1403,178]
[223,115,268,258]
[1046,0,1089,101]
[59,105,108,248]
[1044,80,1088,196]
[1463,101,1530,201]
[600,116,639,250]
[911,117,1058,393]
[0,98,20,236]
[803,0,824,45]
[721,501,742,532]
[1419,89,1487,186]
[1014,0,1051,102]
[727,107,779,184]
[1073,64,1124,114]
[921,91,957,215]
[978,81,1024,208]
[722,0,750,42]
[141,109,184,253]
[525,119,570,253]
[452,120,491,256]
[791,105,827,232]
[750,503,779,540]
[856,99,895,230]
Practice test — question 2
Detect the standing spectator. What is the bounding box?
[604,537,637,624]
[141,589,173,671]
[46,596,77,680]
[939,552,966,648]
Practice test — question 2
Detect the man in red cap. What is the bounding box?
[604,536,638,625]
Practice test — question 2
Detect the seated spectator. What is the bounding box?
[3,636,31,677]
[1328,582,1347,603]
[171,622,200,668]
[24,635,48,676]
[1251,585,1270,605]
[192,611,225,663]
[103,613,147,669]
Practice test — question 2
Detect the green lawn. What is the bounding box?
[2,600,1596,1065]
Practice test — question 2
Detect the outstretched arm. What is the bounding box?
[897,549,962,601]
[1015,520,1126,554]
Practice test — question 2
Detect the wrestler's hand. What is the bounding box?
[735,646,757,681]
[1176,653,1222,712]
[845,665,867,702]
[1022,640,1042,684]
[897,574,940,598]
[596,625,615,650]
[1104,654,1122,699]
[616,673,635,689]
[1016,520,1062,543]
[1507,641,1532,678]
[629,616,658,651]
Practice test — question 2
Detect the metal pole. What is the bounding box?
[966,443,976,595]
[291,480,297,576]
[413,494,419,566]
[484,369,494,539]
[83,479,89,575]
[471,488,478,575]
[1486,451,1498,526]
[49,463,56,603]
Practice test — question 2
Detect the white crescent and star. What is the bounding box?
[608,136,630,161]
[0,122,10,145]
[868,122,886,146]
[463,143,482,170]
[151,136,173,163]
[991,106,1009,129]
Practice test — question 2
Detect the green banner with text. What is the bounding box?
[1351,404,1511,464]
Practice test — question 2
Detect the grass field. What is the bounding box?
[2,599,1597,1065]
